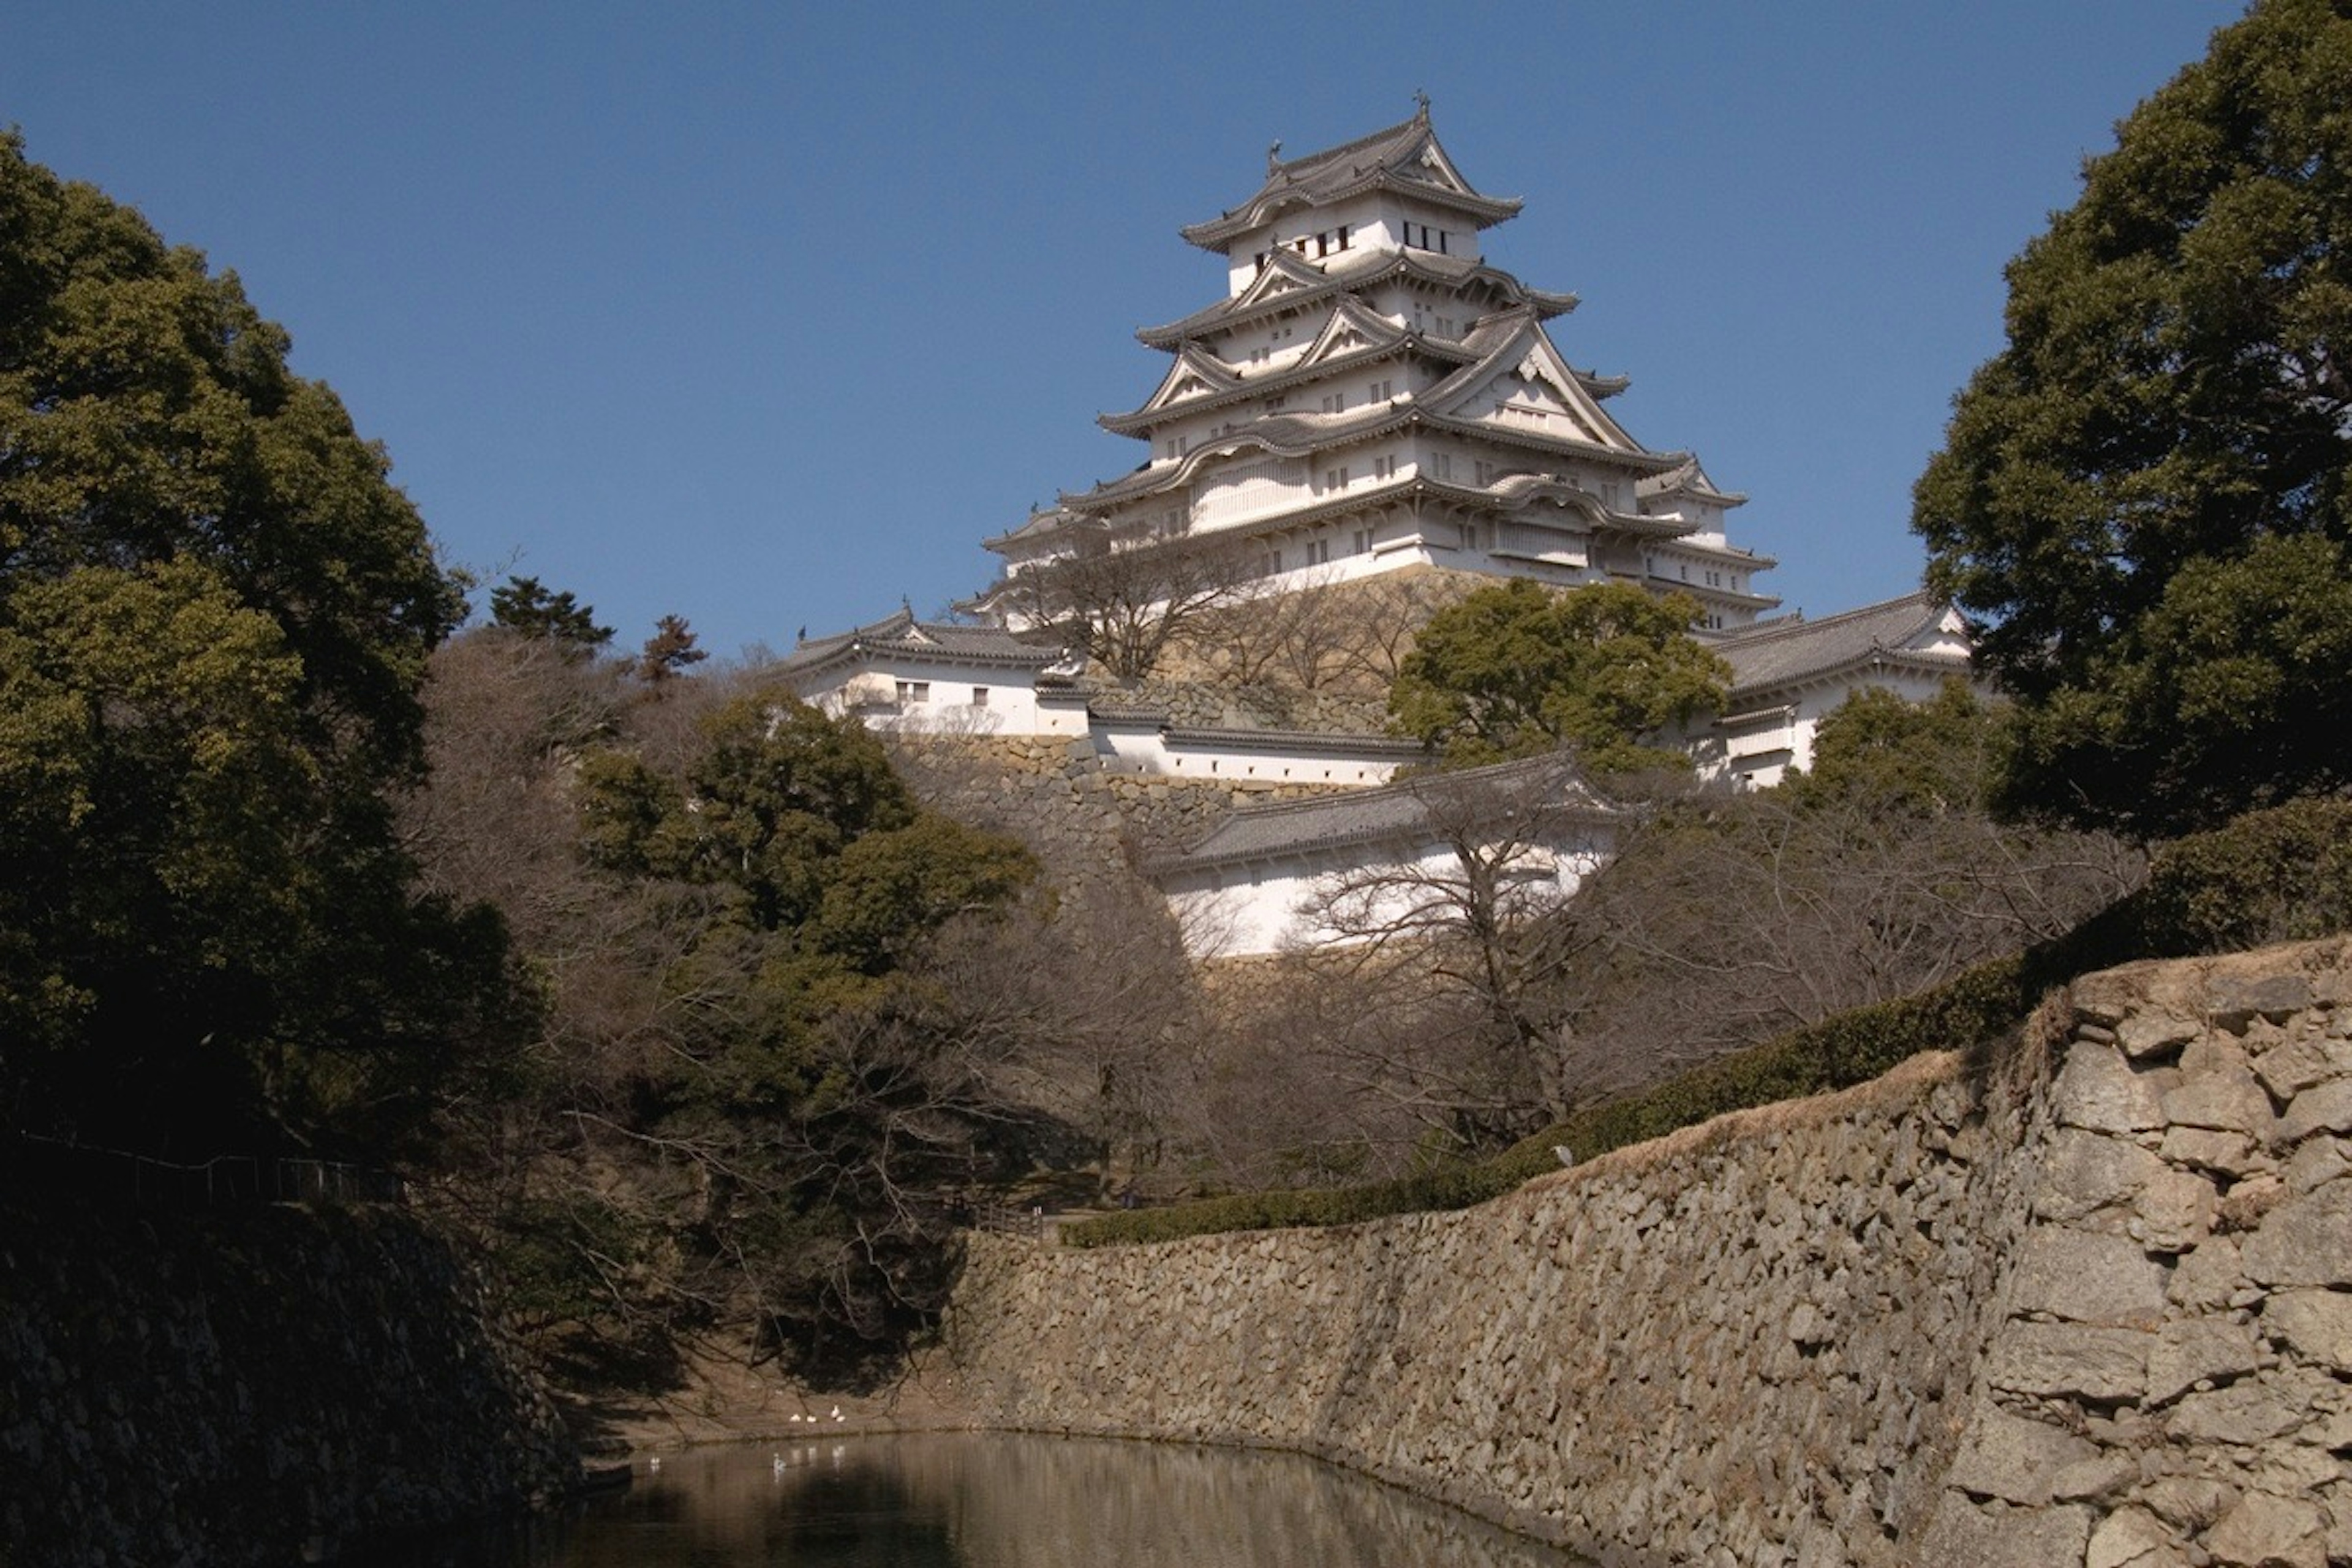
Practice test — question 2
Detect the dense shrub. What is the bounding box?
[2130,798,2352,956]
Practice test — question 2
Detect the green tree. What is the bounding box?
[489,574,614,652]
[0,132,525,1152]
[571,687,1039,1375]
[1387,580,1728,773]
[1788,679,2004,818]
[1912,0,2352,836]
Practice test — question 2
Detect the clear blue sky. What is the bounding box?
[6,2,2242,659]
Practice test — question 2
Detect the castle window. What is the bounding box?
[970,686,990,707]
[896,680,930,705]
[1306,538,1331,565]
[1457,522,1477,551]
[1336,225,1351,250]
[1321,391,1346,413]
[1437,230,1449,255]
[1368,379,1394,402]
[1372,454,1395,480]
[1323,466,1350,491]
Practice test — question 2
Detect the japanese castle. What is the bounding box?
[973,102,1777,632]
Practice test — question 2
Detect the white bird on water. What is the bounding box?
[831,1404,843,1422]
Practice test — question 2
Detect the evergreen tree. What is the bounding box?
[1913,0,2352,835]
[636,612,707,685]
[489,574,614,652]
[1387,580,1728,774]
[0,132,527,1153]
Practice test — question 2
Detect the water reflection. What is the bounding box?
[364,1433,1586,1567]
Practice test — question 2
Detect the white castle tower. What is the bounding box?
[977,104,1779,631]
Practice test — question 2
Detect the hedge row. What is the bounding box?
[1063,799,2352,1250]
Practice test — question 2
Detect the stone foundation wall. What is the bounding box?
[0,1198,576,1567]
[889,734,1343,881]
[946,939,2352,1567]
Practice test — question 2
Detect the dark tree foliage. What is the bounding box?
[636,612,707,686]
[1913,0,2352,835]
[1387,579,1728,773]
[568,688,1040,1377]
[489,574,614,652]
[0,132,529,1155]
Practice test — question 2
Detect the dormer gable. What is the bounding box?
[1298,296,1408,369]
[1124,344,1243,423]
[1425,322,1635,450]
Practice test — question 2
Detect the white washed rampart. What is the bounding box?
[946,939,2352,1567]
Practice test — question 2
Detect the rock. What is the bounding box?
[2168,1234,2248,1311]
[1986,1322,2150,1401]
[2274,1079,2352,1145]
[2241,1181,2352,1287]
[1943,1408,2100,1505]
[2007,1228,2172,1327]
[2086,1505,2187,1568]
[2261,1289,2352,1371]
[1918,1495,2093,1567]
[2281,1137,2350,1194]
[2164,1060,2278,1140]
[2119,1009,2203,1061]
[2252,1035,2340,1101]
[2167,1382,2309,1447]
[2207,974,2316,1031]
[2161,1126,2271,1180]
[2204,1491,2325,1568]
[2054,1044,2168,1134]
[2133,1168,2218,1253]
[2145,1316,2263,1406]
[2049,1450,2141,1504]
[2038,1130,2173,1222]
[2141,1475,2239,1532]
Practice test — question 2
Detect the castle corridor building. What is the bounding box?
[974,105,1780,632]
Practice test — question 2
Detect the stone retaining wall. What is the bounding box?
[889,734,1343,883]
[0,1198,576,1566]
[946,940,2352,1567]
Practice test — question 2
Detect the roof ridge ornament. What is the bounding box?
[1414,89,1431,121]
[1267,140,1282,176]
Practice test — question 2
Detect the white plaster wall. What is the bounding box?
[794,660,1088,738]
[1166,835,1607,960]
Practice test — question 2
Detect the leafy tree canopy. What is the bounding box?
[1786,680,2005,818]
[1387,580,1729,773]
[1912,0,2352,835]
[0,132,522,1153]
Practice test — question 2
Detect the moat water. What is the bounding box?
[355,1433,1589,1567]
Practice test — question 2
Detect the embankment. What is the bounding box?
[948,939,2352,1566]
[0,1196,576,1566]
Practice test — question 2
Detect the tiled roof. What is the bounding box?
[1709,592,1972,699]
[1180,112,1523,251]
[1152,752,1620,875]
[777,608,1064,679]
[1136,251,1577,348]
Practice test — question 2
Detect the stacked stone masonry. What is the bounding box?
[947,938,2352,1567]
[0,1200,577,1567]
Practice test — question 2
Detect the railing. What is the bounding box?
[969,1202,1046,1240]
[12,1134,405,1208]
